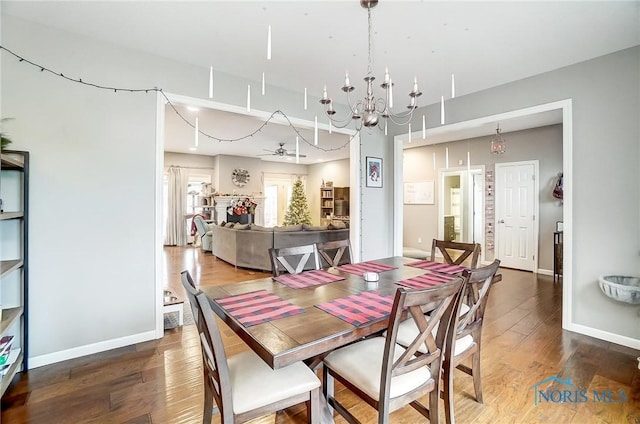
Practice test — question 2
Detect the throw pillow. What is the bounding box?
[250,224,273,232]
[328,220,347,230]
[224,222,235,228]
[234,223,250,230]
[274,224,303,232]
[219,221,226,226]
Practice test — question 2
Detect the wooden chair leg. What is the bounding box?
[443,363,454,424]
[472,352,483,403]
[322,366,335,417]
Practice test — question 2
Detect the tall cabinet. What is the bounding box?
[0,150,29,398]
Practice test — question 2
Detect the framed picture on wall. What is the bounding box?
[366,156,383,188]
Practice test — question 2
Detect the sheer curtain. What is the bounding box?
[164,166,188,246]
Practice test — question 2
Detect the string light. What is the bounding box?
[0,44,354,153]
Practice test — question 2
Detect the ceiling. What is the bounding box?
[4,1,639,162]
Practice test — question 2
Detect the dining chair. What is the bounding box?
[194,292,321,424]
[442,259,500,424]
[182,270,221,422]
[315,239,353,268]
[431,239,481,269]
[181,270,200,323]
[322,281,463,424]
[269,244,320,277]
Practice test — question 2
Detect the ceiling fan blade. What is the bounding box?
[286,152,307,158]
[256,153,275,156]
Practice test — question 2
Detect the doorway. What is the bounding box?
[438,167,485,255]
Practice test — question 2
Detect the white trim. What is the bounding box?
[155,92,166,338]
[29,330,157,369]
[566,322,640,350]
[350,133,362,262]
[561,99,573,333]
[495,160,540,272]
[393,138,403,256]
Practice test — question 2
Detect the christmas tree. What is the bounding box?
[282,178,312,226]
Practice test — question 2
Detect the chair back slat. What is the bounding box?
[269,244,320,277]
[180,271,199,324]
[454,260,500,336]
[316,239,353,268]
[431,239,481,268]
[195,292,234,418]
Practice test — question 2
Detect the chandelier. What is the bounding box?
[490,124,506,154]
[319,0,421,130]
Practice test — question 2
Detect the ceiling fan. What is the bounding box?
[257,142,306,158]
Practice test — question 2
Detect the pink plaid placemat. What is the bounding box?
[397,273,456,289]
[406,260,467,274]
[274,270,345,289]
[214,290,304,327]
[336,261,398,276]
[315,291,394,327]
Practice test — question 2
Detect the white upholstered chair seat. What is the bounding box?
[229,350,320,414]
[323,336,431,401]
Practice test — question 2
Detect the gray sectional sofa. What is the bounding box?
[210,223,350,271]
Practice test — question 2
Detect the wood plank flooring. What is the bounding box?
[2,246,639,423]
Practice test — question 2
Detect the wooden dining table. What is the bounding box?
[202,256,487,370]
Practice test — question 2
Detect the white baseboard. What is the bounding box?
[537,268,553,276]
[564,322,640,350]
[29,330,159,369]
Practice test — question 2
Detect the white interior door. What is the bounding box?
[495,161,538,271]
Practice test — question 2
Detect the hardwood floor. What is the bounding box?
[2,246,639,423]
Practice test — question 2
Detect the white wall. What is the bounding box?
[398,46,640,346]
[403,125,563,271]
[215,154,307,195]
[308,159,350,226]
[0,15,371,366]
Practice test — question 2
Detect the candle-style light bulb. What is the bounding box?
[413,76,418,92]
[451,73,456,98]
[296,136,300,164]
[247,85,251,112]
[388,78,394,108]
[422,115,426,139]
[314,116,318,145]
[322,85,328,100]
[344,71,350,87]
[208,66,213,98]
[267,25,272,60]
[261,72,265,96]
[440,96,445,125]
[304,88,308,110]
[408,123,412,143]
[195,117,199,147]
[384,67,390,84]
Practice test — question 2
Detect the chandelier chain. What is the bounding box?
[367,5,373,76]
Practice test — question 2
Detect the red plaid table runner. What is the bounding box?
[397,273,456,289]
[315,291,394,327]
[274,270,345,289]
[336,261,398,276]
[406,260,467,274]
[214,290,304,327]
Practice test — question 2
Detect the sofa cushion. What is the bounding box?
[225,222,235,228]
[250,224,273,232]
[303,224,328,231]
[219,221,227,226]
[274,224,303,232]
[234,223,250,230]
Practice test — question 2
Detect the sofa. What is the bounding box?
[210,223,350,271]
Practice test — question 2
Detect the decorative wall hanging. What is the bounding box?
[366,156,383,188]
[231,168,250,187]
